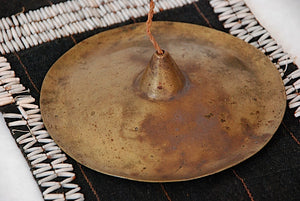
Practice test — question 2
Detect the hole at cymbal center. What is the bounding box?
[156,49,164,55]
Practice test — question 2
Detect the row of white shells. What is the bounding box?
[0,0,198,54]
[0,56,84,201]
[209,0,300,117]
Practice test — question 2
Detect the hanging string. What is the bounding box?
[146,0,164,55]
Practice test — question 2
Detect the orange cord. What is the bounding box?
[146,0,163,55]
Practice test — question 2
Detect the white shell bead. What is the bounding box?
[38,174,58,185]
[2,18,10,29]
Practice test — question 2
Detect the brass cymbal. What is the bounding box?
[40,22,286,182]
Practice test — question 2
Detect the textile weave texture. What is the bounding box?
[0,0,299,201]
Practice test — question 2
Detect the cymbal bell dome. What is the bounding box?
[134,50,189,101]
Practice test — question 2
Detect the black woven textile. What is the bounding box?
[1,1,299,201]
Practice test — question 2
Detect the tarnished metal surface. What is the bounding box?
[40,22,286,182]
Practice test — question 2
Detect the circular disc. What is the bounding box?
[40,22,286,182]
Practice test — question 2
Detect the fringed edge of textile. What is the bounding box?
[0,56,84,200]
[209,0,300,118]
